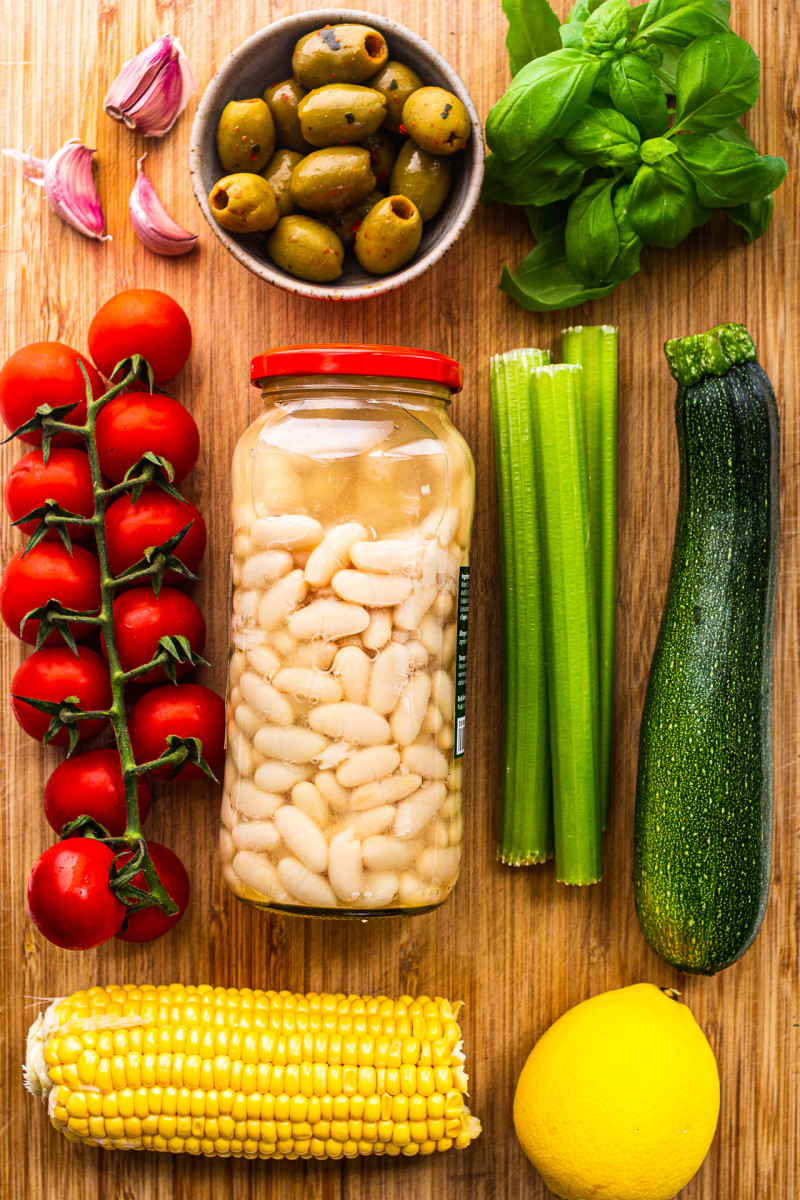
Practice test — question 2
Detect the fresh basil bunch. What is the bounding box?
[483,0,787,311]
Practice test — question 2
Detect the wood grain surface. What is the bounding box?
[1,1,797,1197]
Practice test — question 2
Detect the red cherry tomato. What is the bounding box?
[88,290,192,384]
[0,342,104,446]
[27,838,126,950]
[44,748,152,837]
[115,842,190,942]
[11,646,111,744]
[95,392,200,484]
[4,448,95,538]
[104,489,207,583]
[129,683,225,780]
[0,543,101,645]
[108,587,206,684]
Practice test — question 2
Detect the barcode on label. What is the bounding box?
[455,716,466,758]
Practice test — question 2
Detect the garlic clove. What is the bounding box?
[3,139,109,241]
[104,34,197,138]
[129,154,197,256]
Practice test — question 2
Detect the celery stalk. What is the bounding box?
[530,364,602,884]
[490,350,553,865]
[561,325,618,830]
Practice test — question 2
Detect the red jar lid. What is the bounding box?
[250,344,463,393]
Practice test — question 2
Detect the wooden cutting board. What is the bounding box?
[1,2,797,1197]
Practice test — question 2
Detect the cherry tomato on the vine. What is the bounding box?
[104,490,207,583]
[107,587,206,684]
[11,646,111,744]
[128,683,225,780]
[27,838,126,950]
[4,447,95,538]
[44,748,152,837]
[88,290,192,384]
[115,842,190,942]
[95,393,200,484]
[0,543,101,645]
[0,343,104,446]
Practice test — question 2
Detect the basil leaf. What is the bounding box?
[633,0,731,49]
[485,49,602,162]
[626,157,698,245]
[568,0,592,20]
[673,33,760,134]
[582,0,632,54]
[726,195,774,242]
[560,23,586,49]
[500,223,618,311]
[715,121,757,151]
[609,55,669,136]
[675,133,787,207]
[481,144,586,206]
[608,183,643,280]
[640,136,677,163]
[565,177,621,284]
[502,0,562,76]
[525,200,571,240]
[562,106,641,168]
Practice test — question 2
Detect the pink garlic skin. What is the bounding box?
[104,34,197,138]
[130,155,197,256]
[2,139,109,241]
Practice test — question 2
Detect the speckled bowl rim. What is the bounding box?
[188,8,485,301]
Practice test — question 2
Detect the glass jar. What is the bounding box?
[219,345,475,917]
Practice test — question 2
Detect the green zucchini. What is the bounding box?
[634,323,780,975]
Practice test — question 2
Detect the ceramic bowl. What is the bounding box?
[189,8,485,300]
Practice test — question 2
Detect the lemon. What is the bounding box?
[513,983,720,1200]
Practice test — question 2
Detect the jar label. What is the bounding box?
[454,566,469,759]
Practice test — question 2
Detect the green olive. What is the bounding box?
[366,60,424,133]
[216,99,276,173]
[327,190,385,249]
[290,147,376,214]
[263,79,314,153]
[360,131,396,189]
[268,215,345,282]
[261,149,305,216]
[401,87,471,155]
[354,195,423,275]
[292,24,389,88]
[298,84,387,147]
[209,174,280,233]
[390,139,452,221]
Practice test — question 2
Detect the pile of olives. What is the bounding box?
[208,22,472,284]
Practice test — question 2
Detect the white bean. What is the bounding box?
[233,781,283,820]
[362,610,392,651]
[401,742,450,781]
[234,702,263,740]
[233,501,255,533]
[394,584,438,631]
[254,760,310,793]
[277,856,337,907]
[390,672,432,746]
[421,702,443,736]
[293,641,337,671]
[440,793,460,820]
[419,614,443,655]
[314,741,352,770]
[417,845,460,884]
[393,782,447,837]
[253,724,328,763]
[421,542,455,589]
[406,640,429,669]
[233,625,274,652]
[233,851,293,904]
[229,729,260,778]
[332,569,412,608]
[224,757,238,793]
[309,703,391,745]
[229,650,246,687]
[246,644,281,679]
[368,642,410,715]
[291,781,329,828]
[271,628,298,658]
[441,622,457,664]
[233,530,251,560]
[336,746,400,788]
[258,570,307,631]
[349,539,424,576]
[327,830,363,903]
[272,667,343,705]
[274,805,328,873]
[398,871,437,906]
[220,792,236,830]
[232,821,281,854]
[436,506,461,548]
[288,598,369,640]
[314,770,351,812]
[336,805,396,838]
[438,724,454,752]
[449,762,462,793]
[250,514,323,551]
[241,549,293,589]
[304,522,368,587]
[351,772,421,811]
[233,588,261,622]
[219,826,234,864]
[435,591,455,621]
[359,871,399,908]
[449,813,463,845]
[362,835,421,872]
[240,671,294,726]
[432,670,455,722]
[332,645,372,705]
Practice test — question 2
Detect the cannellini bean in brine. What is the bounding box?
[233,851,293,904]
[432,821,451,849]
[417,845,460,884]
[233,502,255,533]
[241,549,294,589]
[271,628,298,658]
[253,724,329,764]
[368,642,410,715]
[336,805,396,838]
[327,830,363,903]
[390,672,432,746]
[362,835,421,872]
[406,639,428,669]
[233,781,284,820]
[304,522,368,587]
[420,542,456,589]
[229,650,246,687]
[229,685,243,711]
[332,645,372,705]
[449,812,463,845]
[421,702,443,736]
[362,610,392,651]
[349,539,424,576]
[220,792,236,830]
[254,760,310,794]
[359,871,399,908]
[449,762,462,792]
[398,871,437,906]
[229,729,262,778]
[246,644,281,679]
[393,782,447,837]
[436,505,461,548]
[224,758,238,793]
[393,584,439,631]
[277,856,337,908]
[335,745,400,788]
[250,514,323,551]
[288,597,370,641]
[308,702,391,745]
[219,826,234,864]
[274,805,328,873]
[240,672,294,725]
[351,772,422,811]
[294,640,338,671]
[257,570,308,631]
[314,741,352,770]
[233,589,261,621]
[401,742,450,781]
[233,626,274,652]
[272,666,343,705]
[440,792,460,820]
[431,669,455,722]
[437,724,454,752]
[232,820,282,854]
[332,569,412,608]
[419,613,443,655]
[291,781,329,828]
[234,702,263,740]
[441,622,457,664]
[314,770,351,811]
[233,530,250,560]
[435,591,455,621]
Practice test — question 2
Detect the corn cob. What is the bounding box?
[25,984,481,1160]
